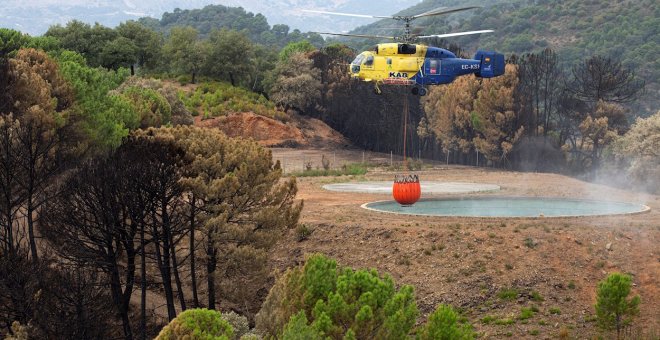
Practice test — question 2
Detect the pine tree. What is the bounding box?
[256,254,418,339]
[472,63,524,166]
[422,74,481,162]
[141,126,301,316]
[569,55,644,104]
[595,273,641,338]
[2,48,77,261]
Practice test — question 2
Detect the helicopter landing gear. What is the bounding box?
[411,86,427,96]
[374,82,383,95]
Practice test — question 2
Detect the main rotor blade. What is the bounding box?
[413,6,481,19]
[313,32,396,40]
[417,30,494,39]
[302,9,393,20]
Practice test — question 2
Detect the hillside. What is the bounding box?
[136,4,323,48]
[349,0,659,113]
[195,0,416,34]
[171,81,351,148]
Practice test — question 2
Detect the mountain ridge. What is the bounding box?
[0,0,419,36]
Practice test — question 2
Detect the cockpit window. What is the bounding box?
[364,55,374,66]
[351,54,365,65]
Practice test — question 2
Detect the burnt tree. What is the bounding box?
[40,155,137,340]
[569,55,645,104]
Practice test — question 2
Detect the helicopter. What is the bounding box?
[303,6,505,96]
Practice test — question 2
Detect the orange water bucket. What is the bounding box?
[393,174,421,206]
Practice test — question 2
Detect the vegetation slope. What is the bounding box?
[350,0,659,113]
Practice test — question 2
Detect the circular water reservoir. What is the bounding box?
[362,197,649,218]
[323,181,500,195]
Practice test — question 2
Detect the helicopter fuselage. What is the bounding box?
[349,43,504,91]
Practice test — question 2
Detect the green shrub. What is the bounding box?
[497,288,518,301]
[595,272,640,336]
[519,307,536,320]
[290,163,368,177]
[480,315,497,324]
[549,307,561,315]
[256,254,418,339]
[416,304,475,340]
[120,86,172,128]
[493,318,515,326]
[530,291,544,302]
[156,308,234,340]
[180,82,281,119]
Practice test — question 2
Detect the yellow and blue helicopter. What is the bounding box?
[304,6,505,96]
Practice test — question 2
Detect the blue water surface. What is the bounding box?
[364,197,648,217]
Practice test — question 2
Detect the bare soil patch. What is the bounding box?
[194,113,350,149]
